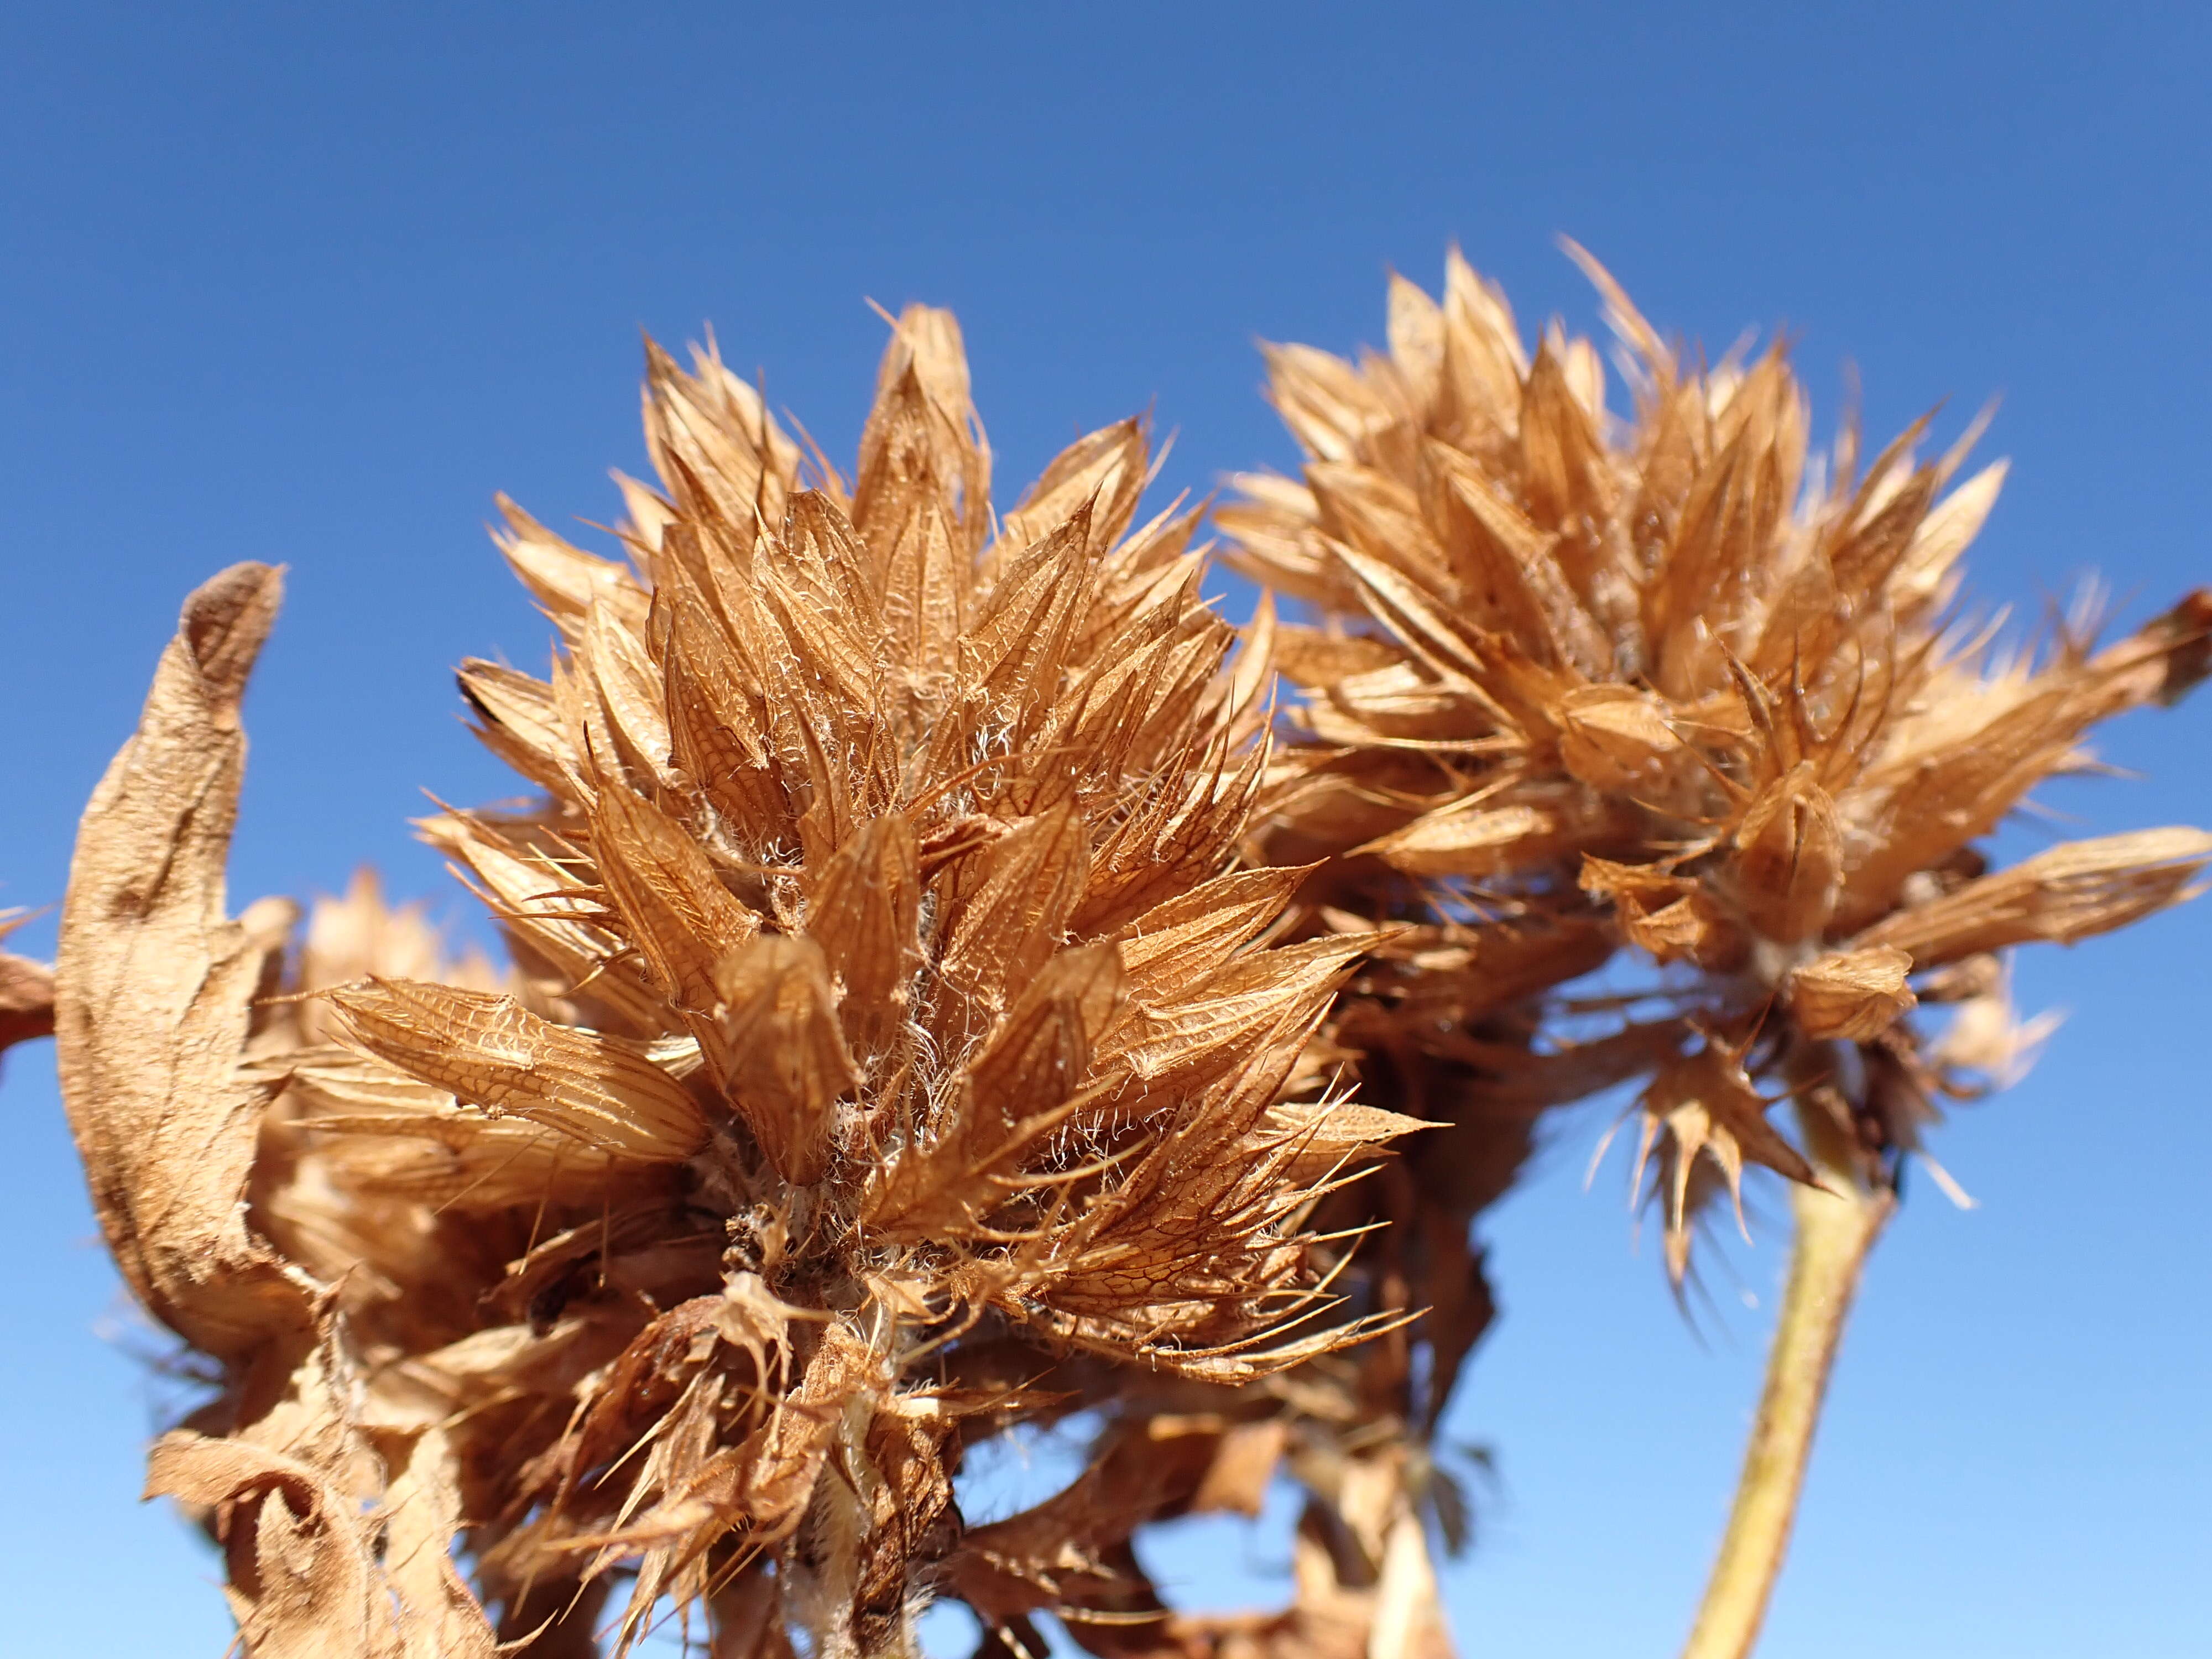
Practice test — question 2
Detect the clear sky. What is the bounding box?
[3,4,2208,1655]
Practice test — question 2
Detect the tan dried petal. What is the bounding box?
[712,933,857,1186]
[1361,794,1620,880]
[1555,683,1686,792]
[1580,856,1741,969]
[804,816,922,1058]
[591,780,762,1012]
[1786,945,1918,1041]
[323,978,708,1160]
[457,659,578,796]
[1860,827,2212,966]
[1732,764,1843,943]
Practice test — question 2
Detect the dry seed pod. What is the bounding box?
[1225,244,2208,1659]
[1228,245,2211,1277]
[57,310,1411,1659]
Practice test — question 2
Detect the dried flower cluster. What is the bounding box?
[36,251,2209,1659]
[53,311,1420,1659]
[1225,246,2209,1276]
[1218,247,2209,1656]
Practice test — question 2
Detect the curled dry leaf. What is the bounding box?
[54,564,319,1359]
[54,568,503,1656]
[145,1333,497,1659]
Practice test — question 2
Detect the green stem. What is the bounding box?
[1679,1174,1893,1659]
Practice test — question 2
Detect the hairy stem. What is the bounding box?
[1679,1173,1894,1659]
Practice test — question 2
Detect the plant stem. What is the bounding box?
[1679,1174,1893,1659]
[1369,1504,1445,1659]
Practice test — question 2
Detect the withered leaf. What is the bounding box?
[53,563,316,1357]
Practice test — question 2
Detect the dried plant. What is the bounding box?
[1220,246,2210,1657]
[53,310,1413,1659]
[40,252,2208,1659]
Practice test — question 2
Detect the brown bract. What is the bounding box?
[55,565,320,1360]
[56,310,1406,1658]
[1225,244,2211,1277]
[0,912,54,1058]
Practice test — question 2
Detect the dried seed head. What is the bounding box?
[57,310,1406,1657]
[1229,246,2210,1284]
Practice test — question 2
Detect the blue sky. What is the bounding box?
[3,3,2208,1654]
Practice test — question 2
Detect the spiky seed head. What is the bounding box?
[1227,247,2210,1281]
[56,309,1411,1658]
